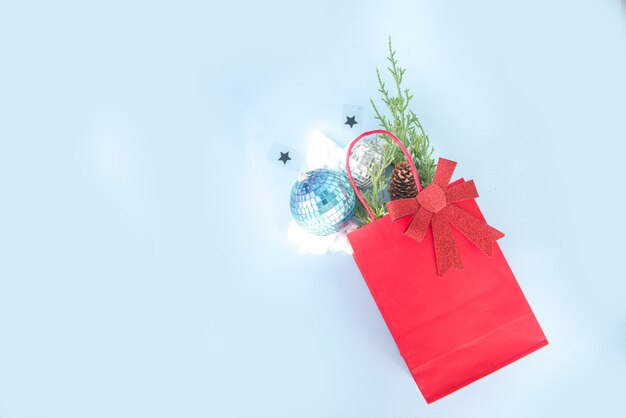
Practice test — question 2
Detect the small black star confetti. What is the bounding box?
[278,151,292,165]
[345,115,358,128]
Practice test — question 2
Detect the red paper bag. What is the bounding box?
[345,130,547,404]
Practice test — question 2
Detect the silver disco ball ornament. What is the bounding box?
[348,136,383,188]
[290,168,356,236]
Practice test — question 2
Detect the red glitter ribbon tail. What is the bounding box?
[405,206,433,243]
[443,205,504,257]
[431,213,463,276]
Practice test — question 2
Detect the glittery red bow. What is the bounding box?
[386,158,504,276]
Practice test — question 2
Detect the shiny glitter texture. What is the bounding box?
[386,158,504,276]
[290,168,356,236]
[347,136,383,188]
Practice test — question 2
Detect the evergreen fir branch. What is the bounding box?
[356,36,437,225]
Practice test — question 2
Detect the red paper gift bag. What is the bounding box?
[345,130,547,404]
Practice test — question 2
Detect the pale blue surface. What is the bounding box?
[1,1,625,417]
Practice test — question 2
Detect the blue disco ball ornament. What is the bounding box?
[290,168,356,236]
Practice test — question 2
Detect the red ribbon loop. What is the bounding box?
[387,158,504,276]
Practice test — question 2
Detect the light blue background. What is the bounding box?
[1,1,625,417]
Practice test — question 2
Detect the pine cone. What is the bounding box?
[389,162,418,200]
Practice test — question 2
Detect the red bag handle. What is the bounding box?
[345,129,422,223]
